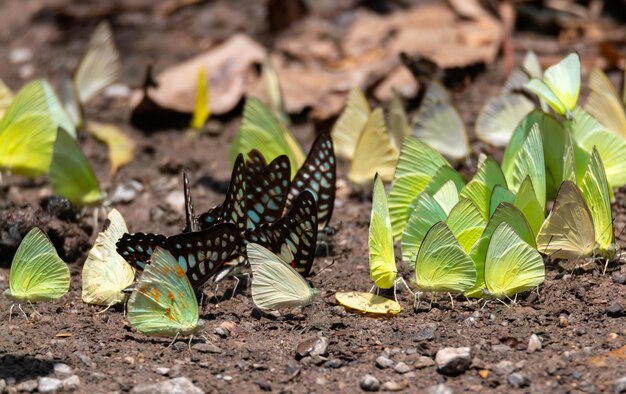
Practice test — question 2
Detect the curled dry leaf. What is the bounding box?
[133,34,266,115]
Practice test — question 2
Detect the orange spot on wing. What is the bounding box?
[175,266,185,278]
[168,291,175,302]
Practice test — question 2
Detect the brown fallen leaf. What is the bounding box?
[587,345,626,367]
[133,34,266,115]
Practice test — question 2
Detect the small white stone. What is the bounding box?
[527,334,542,353]
[53,363,73,375]
[435,347,472,376]
[62,375,80,391]
[10,47,33,63]
[38,377,62,393]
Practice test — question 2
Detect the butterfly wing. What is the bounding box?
[331,86,370,160]
[247,243,317,310]
[116,232,168,271]
[245,153,291,228]
[369,176,396,289]
[7,228,69,302]
[526,53,580,116]
[127,247,199,337]
[447,199,486,253]
[485,222,544,298]
[348,109,398,185]
[82,209,135,306]
[73,21,121,104]
[284,132,336,229]
[536,181,595,260]
[50,128,103,206]
[164,223,240,290]
[514,176,545,238]
[459,155,508,219]
[476,93,535,147]
[86,121,135,175]
[414,222,476,293]
[0,114,57,177]
[411,82,470,160]
[182,170,197,233]
[401,193,447,265]
[190,67,210,130]
[579,148,616,259]
[586,67,626,139]
[388,92,411,150]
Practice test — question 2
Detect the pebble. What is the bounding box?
[53,363,73,375]
[381,380,408,391]
[296,337,328,359]
[38,377,62,393]
[168,364,183,378]
[310,337,329,357]
[435,347,472,376]
[493,360,515,376]
[108,181,142,204]
[612,272,626,285]
[10,48,33,63]
[376,356,394,369]
[193,343,222,354]
[323,359,343,369]
[359,375,380,392]
[155,367,170,376]
[214,327,230,338]
[16,379,38,392]
[606,303,624,317]
[62,375,80,391]
[491,344,512,353]
[131,377,202,394]
[394,362,411,374]
[614,376,626,393]
[104,83,131,99]
[413,323,438,342]
[414,356,435,369]
[427,383,453,394]
[508,373,531,388]
[527,334,542,353]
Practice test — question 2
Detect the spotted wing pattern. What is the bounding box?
[164,223,241,290]
[116,232,167,271]
[245,150,291,229]
[182,170,197,233]
[245,191,318,276]
[199,154,247,231]
[284,132,336,230]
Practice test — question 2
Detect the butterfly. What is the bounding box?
[61,21,122,128]
[387,91,411,151]
[331,87,398,185]
[3,228,70,312]
[116,222,241,291]
[388,137,453,238]
[475,52,538,147]
[283,131,336,230]
[335,292,402,316]
[244,190,318,277]
[525,53,581,118]
[0,80,71,177]
[585,66,626,139]
[190,67,210,130]
[568,106,626,188]
[483,222,545,299]
[127,246,201,337]
[0,79,13,118]
[411,82,470,161]
[502,109,575,199]
[536,148,617,261]
[466,202,537,298]
[261,57,290,126]
[49,128,104,206]
[229,97,304,178]
[247,243,318,310]
[459,154,507,220]
[369,175,398,290]
[446,198,486,253]
[82,209,135,307]
[412,222,476,295]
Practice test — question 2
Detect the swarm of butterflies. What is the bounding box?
[334,52,625,316]
[3,33,626,332]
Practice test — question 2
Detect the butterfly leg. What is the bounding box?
[395,277,415,298]
[480,300,490,311]
[535,286,541,300]
[27,302,40,318]
[96,301,115,314]
[448,293,454,308]
[18,304,29,320]
[166,332,180,349]
[8,303,15,321]
[188,335,194,352]
[428,294,433,310]
[413,292,421,311]
[369,285,376,294]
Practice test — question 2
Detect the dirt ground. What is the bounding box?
[0,1,625,393]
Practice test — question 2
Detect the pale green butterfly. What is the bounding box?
[525,53,581,117]
[466,203,536,298]
[459,154,507,220]
[402,193,447,265]
[388,137,451,237]
[4,228,70,317]
[332,86,370,160]
[413,221,476,294]
[483,222,545,299]
[49,128,104,206]
[247,243,318,310]
[370,174,397,289]
[447,198,486,253]
[127,247,201,337]
[585,66,626,140]
[230,97,304,178]
[82,209,135,307]
[411,82,470,160]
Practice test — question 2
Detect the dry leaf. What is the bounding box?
[587,345,626,366]
[136,34,266,115]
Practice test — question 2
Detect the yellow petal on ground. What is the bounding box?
[335,291,402,316]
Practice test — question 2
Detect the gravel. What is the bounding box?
[435,347,472,376]
[359,375,380,392]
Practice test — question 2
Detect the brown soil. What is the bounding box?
[0,1,625,393]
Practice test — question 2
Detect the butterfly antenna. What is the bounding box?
[310,259,336,278]
[543,235,555,256]
[96,301,115,314]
